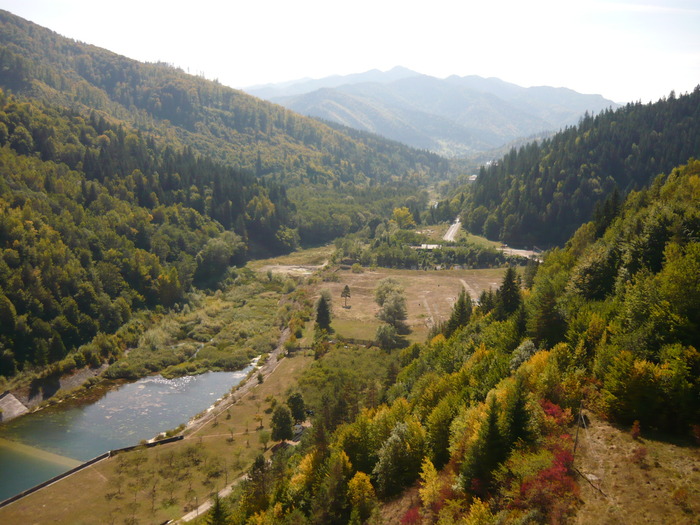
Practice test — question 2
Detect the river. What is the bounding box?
[0,367,253,502]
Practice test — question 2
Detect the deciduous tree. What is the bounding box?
[271,405,293,442]
[287,392,306,423]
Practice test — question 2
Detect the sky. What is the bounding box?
[0,0,698,103]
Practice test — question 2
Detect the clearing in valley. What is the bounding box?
[320,267,505,342]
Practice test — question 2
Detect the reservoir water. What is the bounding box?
[0,367,252,502]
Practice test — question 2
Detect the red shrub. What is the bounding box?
[400,506,421,525]
[631,420,641,440]
[516,448,579,522]
[630,446,647,465]
[539,399,573,427]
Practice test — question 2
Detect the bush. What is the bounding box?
[631,420,641,440]
[376,324,399,350]
[515,447,579,521]
[630,446,648,466]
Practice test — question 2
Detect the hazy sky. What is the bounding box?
[1,0,698,103]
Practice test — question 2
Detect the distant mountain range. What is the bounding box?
[246,67,620,157]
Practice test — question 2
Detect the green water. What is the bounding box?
[0,367,252,502]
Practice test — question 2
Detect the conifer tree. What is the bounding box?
[315,293,332,331]
[460,395,506,497]
[501,375,532,447]
[445,290,472,337]
[341,285,351,307]
[206,494,229,525]
[527,276,565,347]
[494,267,521,320]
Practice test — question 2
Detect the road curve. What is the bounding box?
[443,218,461,242]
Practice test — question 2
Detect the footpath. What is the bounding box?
[175,328,290,523]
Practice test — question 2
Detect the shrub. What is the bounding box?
[515,447,579,522]
[630,420,641,440]
[630,446,648,466]
[400,507,421,525]
[672,487,688,507]
[539,399,573,428]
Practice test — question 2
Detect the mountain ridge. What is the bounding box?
[246,68,619,157]
[0,11,449,188]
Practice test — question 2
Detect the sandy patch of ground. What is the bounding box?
[258,264,325,276]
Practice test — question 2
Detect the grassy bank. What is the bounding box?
[0,349,313,524]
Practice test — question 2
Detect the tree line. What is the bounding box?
[462,87,700,247]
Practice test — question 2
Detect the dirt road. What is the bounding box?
[443,218,461,242]
[185,328,290,437]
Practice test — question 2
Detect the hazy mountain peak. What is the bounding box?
[253,68,620,158]
[245,66,420,100]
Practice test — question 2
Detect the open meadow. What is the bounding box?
[320,267,506,342]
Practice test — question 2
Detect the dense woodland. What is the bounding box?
[0,87,299,377]
[220,161,699,524]
[0,10,451,379]
[462,88,700,246]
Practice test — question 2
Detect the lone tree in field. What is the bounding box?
[271,405,294,441]
[315,292,332,331]
[375,278,403,306]
[341,285,351,307]
[377,292,408,332]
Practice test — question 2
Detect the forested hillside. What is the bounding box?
[0,10,450,245]
[0,87,300,377]
[463,88,700,246]
[0,9,457,380]
[0,10,448,184]
[221,161,700,524]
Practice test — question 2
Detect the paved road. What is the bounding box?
[501,246,542,261]
[443,218,461,242]
[444,216,542,262]
[177,479,240,522]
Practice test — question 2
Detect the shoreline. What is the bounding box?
[183,328,290,437]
